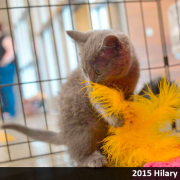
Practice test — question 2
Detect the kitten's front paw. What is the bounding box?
[110,117,124,128]
[105,116,124,128]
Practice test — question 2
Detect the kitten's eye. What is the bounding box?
[95,70,102,75]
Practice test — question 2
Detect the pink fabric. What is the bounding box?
[144,157,180,167]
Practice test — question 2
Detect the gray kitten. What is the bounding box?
[1,29,140,167]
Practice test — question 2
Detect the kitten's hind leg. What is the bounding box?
[82,151,107,167]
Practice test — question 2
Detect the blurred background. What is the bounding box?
[0,0,180,164]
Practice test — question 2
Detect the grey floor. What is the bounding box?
[0,152,77,167]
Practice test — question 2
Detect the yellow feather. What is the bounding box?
[85,78,180,167]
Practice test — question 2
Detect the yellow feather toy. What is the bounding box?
[86,78,180,167]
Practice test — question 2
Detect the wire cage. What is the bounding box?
[0,0,180,164]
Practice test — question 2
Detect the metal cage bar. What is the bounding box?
[0,0,180,164]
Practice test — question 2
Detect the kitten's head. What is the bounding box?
[67,30,136,84]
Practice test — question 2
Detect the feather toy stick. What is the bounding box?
[86,79,180,167]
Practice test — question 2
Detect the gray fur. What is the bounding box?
[1,30,140,167]
[139,78,172,98]
[67,30,91,43]
[2,124,62,144]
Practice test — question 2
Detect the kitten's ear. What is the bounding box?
[102,35,121,49]
[66,30,91,43]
